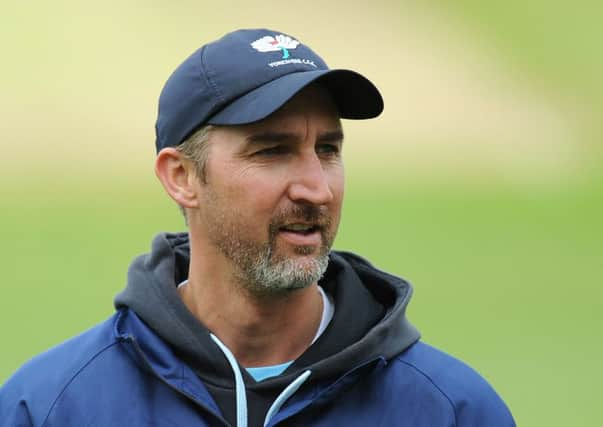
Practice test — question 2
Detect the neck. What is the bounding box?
[179,241,324,368]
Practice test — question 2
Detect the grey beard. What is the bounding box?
[240,246,330,296]
[202,188,336,296]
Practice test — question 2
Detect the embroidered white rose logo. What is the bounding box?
[251,35,300,59]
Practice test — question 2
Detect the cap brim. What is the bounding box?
[207,69,383,125]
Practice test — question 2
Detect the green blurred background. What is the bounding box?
[1,1,601,425]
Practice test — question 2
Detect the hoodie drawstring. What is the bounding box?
[211,334,248,427]
[263,369,311,427]
[210,333,312,427]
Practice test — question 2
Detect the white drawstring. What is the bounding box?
[210,334,248,427]
[263,370,312,427]
[210,333,313,427]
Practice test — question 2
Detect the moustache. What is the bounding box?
[268,204,332,236]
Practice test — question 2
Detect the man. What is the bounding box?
[0,29,515,426]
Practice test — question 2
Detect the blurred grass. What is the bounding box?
[436,1,603,104]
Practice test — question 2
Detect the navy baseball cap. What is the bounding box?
[155,28,384,152]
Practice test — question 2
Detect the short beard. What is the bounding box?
[242,243,330,297]
[205,198,334,296]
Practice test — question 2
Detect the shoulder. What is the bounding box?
[0,315,123,426]
[391,341,515,426]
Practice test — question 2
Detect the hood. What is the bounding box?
[114,232,420,390]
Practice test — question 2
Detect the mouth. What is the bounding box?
[279,223,321,235]
[277,223,323,246]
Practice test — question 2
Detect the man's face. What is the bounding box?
[194,85,344,295]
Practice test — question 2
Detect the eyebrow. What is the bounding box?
[245,129,344,145]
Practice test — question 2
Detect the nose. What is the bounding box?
[287,153,334,206]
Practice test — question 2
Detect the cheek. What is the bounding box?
[330,166,345,206]
[225,172,288,218]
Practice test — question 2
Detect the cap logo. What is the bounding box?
[251,35,300,59]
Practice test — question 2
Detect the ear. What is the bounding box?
[155,148,200,209]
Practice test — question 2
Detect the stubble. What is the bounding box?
[203,187,336,296]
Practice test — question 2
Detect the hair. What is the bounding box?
[174,125,214,223]
[176,125,214,181]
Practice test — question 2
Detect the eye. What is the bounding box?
[254,145,288,156]
[316,143,341,156]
